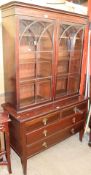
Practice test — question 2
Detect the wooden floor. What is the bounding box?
[0,133,91,175]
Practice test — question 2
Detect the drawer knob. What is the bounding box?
[71,128,75,134]
[72,117,76,124]
[42,142,48,148]
[43,130,47,137]
[42,118,48,126]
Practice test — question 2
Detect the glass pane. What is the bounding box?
[71,36,83,51]
[68,75,80,94]
[56,76,68,97]
[38,34,52,51]
[37,24,54,51]
[19,62,35,80]
[69,58,81,73]
[57,60,69,75]
[36,80,52,102]
[19,82,35,107]
[59,51,69,59]
[19,19,54,51]
[37,61,52,78]
[37,51,53,61]
[70,50,82,60]
[19,19,36,53]
[58,23,84,58]
[19,52,35,62]
[69,29,82,73]
[68,25,83,74]
[58,38,70,61]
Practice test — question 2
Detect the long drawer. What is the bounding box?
[26,113,85,145]
[27,121,84,157]
[26,111,60,132]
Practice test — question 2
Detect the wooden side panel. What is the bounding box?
[2,16,16,106]
[9,115,22,156]
[80,26,89,95]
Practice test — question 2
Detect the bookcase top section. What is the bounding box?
[0,1,88,19]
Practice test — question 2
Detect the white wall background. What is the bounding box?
[0,10,4,94]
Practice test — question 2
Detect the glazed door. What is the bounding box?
[55,22,84,98]
[18,17,55,108]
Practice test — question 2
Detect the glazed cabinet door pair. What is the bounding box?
[18,16,84,109]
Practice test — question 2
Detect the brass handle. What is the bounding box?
[44,14,48,18]
[72,117,76,124]
[34,40,37,46]
[0,124,4,127]
[74,107,83,114]
[71,128,75,134]
[42,118,48,126]
[0,127,3,130]
[43,130,47,137]
[42,142,48,148]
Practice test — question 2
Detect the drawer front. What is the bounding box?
[26,114,85,145]
[27,121,84,157]
[77,102,87,111]
[62,102,87,119]
[26,112,60,132]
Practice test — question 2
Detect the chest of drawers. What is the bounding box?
[2,95,88,175]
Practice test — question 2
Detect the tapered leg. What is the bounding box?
[79,129,84,142]
[5,132,12,174]
[88,117,91,146]
[88,129,91,146]
[21,158,27,175]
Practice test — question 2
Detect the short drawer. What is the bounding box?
[26,114,85,145]
[26,112,60,132]
[62,102,87,119]
[76,102,87,111]
[27,121,84,157]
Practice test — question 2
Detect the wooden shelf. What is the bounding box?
[56,89,67,97]
[60,36,81,39]
[19,59,52,64]
[19,76,52,84]
[20,95,51,108]
[20,97,35,107]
